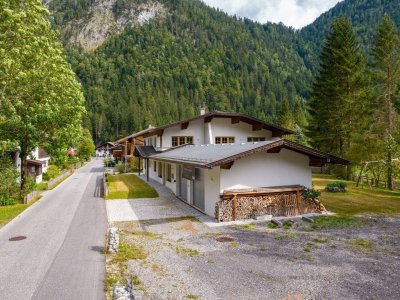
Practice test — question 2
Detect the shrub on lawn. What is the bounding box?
[303,188,321,200]
[0,198,16,206]
[43,165,60,181]
[116,162,125,174]
[325,181,347,192]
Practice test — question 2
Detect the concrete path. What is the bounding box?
[0,159,107,300]
[106,176,205,222]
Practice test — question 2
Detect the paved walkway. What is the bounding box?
[0,159,107,300]
[106,176,206,222]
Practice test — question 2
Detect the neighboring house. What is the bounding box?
[109,144,123,160]
[30,147,50,173]
[115,129,146,163]
[95,142,114,157]
[123,110,348,221]
[8,147,50,184]
[26,159,45,184]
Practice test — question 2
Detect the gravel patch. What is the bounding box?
[110,215,400,299]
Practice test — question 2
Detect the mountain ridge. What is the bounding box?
[45,0,400,143]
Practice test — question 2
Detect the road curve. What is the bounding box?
[0,159,107,300]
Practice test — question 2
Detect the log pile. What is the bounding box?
[215,186,326,222]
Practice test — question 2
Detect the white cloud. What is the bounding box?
[202,0,343,29]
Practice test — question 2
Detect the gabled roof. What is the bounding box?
[148,139,349,168]
[134,146,159,158]
[109,144,123,150]
[96,142,114,150]
[38,148,50,159]
[116,111,295,143]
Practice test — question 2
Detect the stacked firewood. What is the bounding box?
[215,192,326,222]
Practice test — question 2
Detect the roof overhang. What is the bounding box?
[115,111,295,144]
[206,140,349,168]
[147,139,349,168]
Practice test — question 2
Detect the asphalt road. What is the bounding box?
[0,159,107,300]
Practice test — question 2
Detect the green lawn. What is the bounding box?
[106,173,158,199]
[0,199,39,228]
[313,174,400,215]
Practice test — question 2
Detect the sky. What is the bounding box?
[202,0,343,29]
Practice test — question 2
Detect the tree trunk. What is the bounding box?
[19,147,28,191]
[387,149,393,190]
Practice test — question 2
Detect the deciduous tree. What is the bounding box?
[0,0,85,189]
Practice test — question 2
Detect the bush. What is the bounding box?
[116,162,125,173]
[104,158,115,167]
[0,155,20,202]
[303,188,321,200]
[325,181,347,192]
[23,176,36,196]
[43,165,60,181]
[0,198,16,206]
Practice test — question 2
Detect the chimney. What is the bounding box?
[199,103,206,116]
[148,124,153,129]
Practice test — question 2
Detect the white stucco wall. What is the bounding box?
[148,159,163,184]
[164,163,177,194]
[210,118,272,144]
[161,118,205,148]
[204,167,221,216]
[220,149,312,192]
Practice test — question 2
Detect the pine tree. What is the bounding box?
[369,14,400,189]
[308,15,366,178]
[278,98,294,130]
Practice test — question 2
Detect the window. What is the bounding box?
[215,136,235,144]
[172,136,193,147]
[166,164,172,182]
[153,160,156,172]
[247,137,266,142]
[158,162,163,178]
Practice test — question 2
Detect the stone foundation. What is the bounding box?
[215,188,325,222]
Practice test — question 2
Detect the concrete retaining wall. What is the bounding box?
[24,190,40,204]
[46,170,72,190]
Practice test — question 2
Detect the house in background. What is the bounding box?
[115,129,146,164]
[123,110,348,222]
[11,147,51,184]
[95,142,114,157]
[30,147,50,173]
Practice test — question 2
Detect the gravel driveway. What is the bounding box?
[111,215,400,300]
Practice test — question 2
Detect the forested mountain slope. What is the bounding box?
[46,0,400,143]
[298,0,400,71]
[47,0,311,143]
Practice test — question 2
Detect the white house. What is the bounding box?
[96,142,114,157]
[12,147,51,184]
[127,110,348,221]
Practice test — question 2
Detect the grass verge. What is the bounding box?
[310,215,369,230]
[0,196,41,228]
[105,234,148,297]
[313,174,400,215]
[106,174,158,199]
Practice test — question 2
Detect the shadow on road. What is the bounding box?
[94,175,103,198]
[90,167,104,173]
